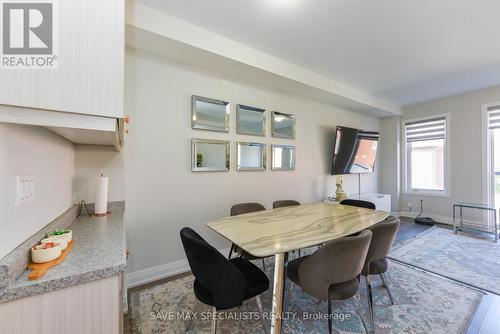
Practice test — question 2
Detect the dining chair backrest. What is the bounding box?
[340,199,376,210]
[363,216,400,272]
[273,200,301,209]
[180,227,245,309]
[230,202,266,216]
[297,230,372,300]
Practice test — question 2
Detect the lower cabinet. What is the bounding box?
[0,275,123,334]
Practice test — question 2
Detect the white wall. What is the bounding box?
[379,117,401,210]
[397,86,500,220]
[124,48,381,274]
[0,123,74,259]
[73,145,125,203]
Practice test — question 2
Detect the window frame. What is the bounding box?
[402,113,451,197]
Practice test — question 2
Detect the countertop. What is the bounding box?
[0,210,126,303]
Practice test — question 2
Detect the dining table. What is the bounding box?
[206,201,390,334]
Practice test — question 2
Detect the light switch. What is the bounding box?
[16,176,35,205]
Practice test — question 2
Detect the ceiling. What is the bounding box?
[136,0,500,107]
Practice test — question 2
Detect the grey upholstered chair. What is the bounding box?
[361,216,400,332]
[273,200,301,208]
[287,230,372,334]
[228,203,268,270]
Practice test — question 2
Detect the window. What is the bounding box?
[486,105,500,208]
[404,116,448,194]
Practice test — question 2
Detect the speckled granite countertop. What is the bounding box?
[0,205,126,303]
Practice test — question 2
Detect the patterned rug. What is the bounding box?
[127,260,483,334]
[389,226,500,295]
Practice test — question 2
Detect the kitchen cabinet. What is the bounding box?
[0,105,124,150]
[0,275,123,334]
[0,0,124,118]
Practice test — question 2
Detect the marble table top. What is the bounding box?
[207,202,390,257]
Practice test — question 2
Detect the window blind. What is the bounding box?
[488,105,500,130]
[405,117,446,143]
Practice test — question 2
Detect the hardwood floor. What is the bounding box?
[125,217,500,334]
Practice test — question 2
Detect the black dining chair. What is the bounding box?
[286,230,372,334]
[340,199,376,210]
[361,216,400,332]
[228,203,269,270]
[180,227,269,334]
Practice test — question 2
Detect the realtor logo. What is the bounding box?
[1,1,57,68]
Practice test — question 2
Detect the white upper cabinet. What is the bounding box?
[0,0,124,118]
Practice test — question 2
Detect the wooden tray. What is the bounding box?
[27,240,75,281]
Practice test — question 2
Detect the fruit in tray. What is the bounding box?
[31,242,62,263]
[46,230,72,244]
[41,236,68,250]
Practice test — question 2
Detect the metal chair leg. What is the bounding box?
[211,307,217,334]
[380,273,394,305]
[327,286,333,334]
[185,299,199,331]
[298,249,301,257]
[256,296,268,334]
[261,258,266,271]
[355,294,369,334]
[228,244,234,259]
[365,275,375,333]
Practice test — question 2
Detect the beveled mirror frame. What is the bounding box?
[236,104,266,136]
[271,144,296,171]
[271,111,296,139]
[236,142,266,171]
[191,95,230,132]
[191,138,230,172]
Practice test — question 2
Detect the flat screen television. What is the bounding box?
[331,126,379,175]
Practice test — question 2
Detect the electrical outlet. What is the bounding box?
[16,176,35,205]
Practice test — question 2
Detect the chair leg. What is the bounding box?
[327,294,333,334]
[298,249,301,257]
[380,273,394,305]
[185,299,199,331]
[228,244,234,259]
[365,275,375,333]
[256,296,268,334]
[211,307,217,334]
[261,258,266,271]
[355,294,369,334]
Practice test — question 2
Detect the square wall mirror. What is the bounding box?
[192,95,230,132]
[237,142,266,171]
[192,138,230,172]
[272,144,295,171]
[236,104,266,136]
[271,111,295,139]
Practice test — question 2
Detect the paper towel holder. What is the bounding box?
[78,200,111,218]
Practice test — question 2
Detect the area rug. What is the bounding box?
[127,260,483,334]
[389,226,500,295]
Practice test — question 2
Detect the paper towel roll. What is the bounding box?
[95,175,109,215]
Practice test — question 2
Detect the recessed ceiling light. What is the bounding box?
[268,0,301,7]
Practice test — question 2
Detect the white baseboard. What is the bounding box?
[126,247,231,289]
